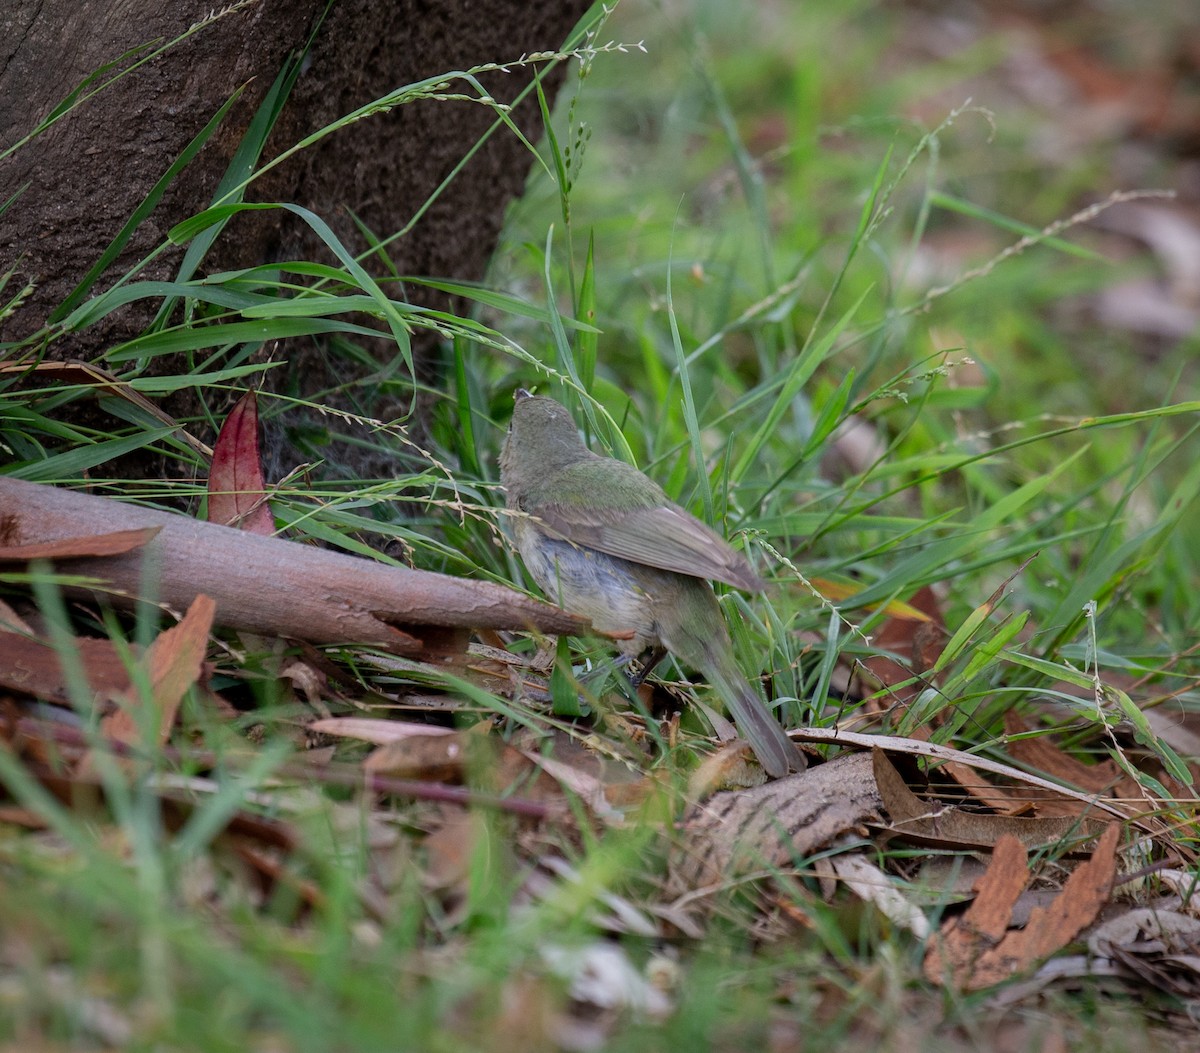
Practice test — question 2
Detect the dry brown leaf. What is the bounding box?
[868,565,1027,716]
[923,835,1043,988]
[490,738,567,805]
[0,804,52,830]
[925,823,1120,990]
[1003,712,1145,818]
[365,729,565,810]
[937,758,1035,816]
[423,808,488,893]
[6,746,310,911]
[364,731,475,781]
[792,727,1137,827]
[1088,907,1200,999]
[686,740,769,796]
[514,728,662,813]
[277,657,331,713]
[1008,822,1119,960]
[0,630,136,708]
[873,749,1102,851]
[311,716,456,745]
[1028,666,1200,767]
[668,752,882,896]
[0,527,161,562]
[1004,712,1124,795]
[100,594,216,749]
[518,748,627,821]
[861,585,946,710]
[829,852,930,937]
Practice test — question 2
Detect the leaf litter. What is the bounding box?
[1,436,1199,1045]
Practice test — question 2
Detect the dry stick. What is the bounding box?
[14,718,562,820]
[0,476,587,656]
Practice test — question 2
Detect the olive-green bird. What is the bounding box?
[499,390,803,777]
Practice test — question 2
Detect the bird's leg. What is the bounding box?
[630,646,667,689]
[577,650,634,688]
[578,647,664,695]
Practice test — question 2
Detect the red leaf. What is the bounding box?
[208,390,274,534]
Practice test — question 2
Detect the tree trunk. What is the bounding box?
[0,0,589,476]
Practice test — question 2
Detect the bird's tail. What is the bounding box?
[659,589,805,778]
[706,655,805,778]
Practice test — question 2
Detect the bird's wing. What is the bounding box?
[532,500,764,592]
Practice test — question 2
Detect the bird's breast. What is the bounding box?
[513,520,661,654]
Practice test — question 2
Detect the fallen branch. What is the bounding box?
[0,476,587,657]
